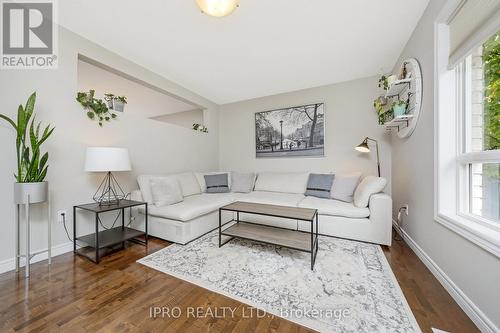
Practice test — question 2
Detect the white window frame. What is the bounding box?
[434,1,500,258]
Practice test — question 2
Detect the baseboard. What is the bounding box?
[0,241,73,274]
[392,220,499,333]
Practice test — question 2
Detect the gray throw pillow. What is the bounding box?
[305,173,335,198]
[231,172,256,193]
[204,174,230,193]
[330,173,361,202]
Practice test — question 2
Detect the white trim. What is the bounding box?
[457,151,500,164]
[0,241,73,274]
[435,214,500,258]
[392,221,500,333]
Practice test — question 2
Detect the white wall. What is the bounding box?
[219,77,392,186]
[391,0,500,331]
[0,27,220,269]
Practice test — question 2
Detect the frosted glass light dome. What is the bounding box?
[195,0,239,17]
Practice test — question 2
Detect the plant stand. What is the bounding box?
[14,182,52,278]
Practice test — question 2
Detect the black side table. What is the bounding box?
[73,199,148,263]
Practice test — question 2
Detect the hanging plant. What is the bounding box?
[193,123,208,133]
[76,90,117,126]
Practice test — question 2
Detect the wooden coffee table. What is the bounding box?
[219,201,319,270]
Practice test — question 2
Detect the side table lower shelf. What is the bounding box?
[75,227,146,263]
[73,200,148,264]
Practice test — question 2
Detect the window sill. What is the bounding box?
[435,213,500,258]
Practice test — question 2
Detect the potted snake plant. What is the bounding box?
[0,92,55,204]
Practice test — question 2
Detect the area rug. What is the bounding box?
[138,231,421,332]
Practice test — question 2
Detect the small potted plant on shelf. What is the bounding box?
[76,90,117,126]
[104,93,127,112]
[378,75,389,91]
[0,92,55,205]
[379,74,398,91]
[391,100,408,117]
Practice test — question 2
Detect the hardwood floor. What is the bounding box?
[0,231,478,333]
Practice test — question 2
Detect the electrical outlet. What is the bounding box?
[57,210,67,223]
[404,204,409,216]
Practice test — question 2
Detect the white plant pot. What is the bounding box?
[112,99,125,112]
[14,182,48,204]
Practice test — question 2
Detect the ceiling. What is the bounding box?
[59,0,429,105]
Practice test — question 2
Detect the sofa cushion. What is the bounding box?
[148,193,234,222]
[177,172,202,197]
[298,196,370,218]
[205,173,230,193]
[305,173,335,198]
[195,172,231,192]
[330,172,361,202]
[231,172,256,193]
[150,177,183,207]
[254,172,309,194]
[237,191,305,207]
[353,176,387,208]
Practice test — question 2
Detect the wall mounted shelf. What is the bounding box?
[385,78,412,98]
[378,58,422,138]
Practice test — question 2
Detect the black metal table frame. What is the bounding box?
[73,201,148,264]
[218,207,319,270]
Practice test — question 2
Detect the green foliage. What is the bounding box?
[378,75,389,90]
[483,32,500,150]
[76,90,117,126]
[0,92,54,182]
[373,99,388,124]
[393,100,407,107]
[104,93,127,104]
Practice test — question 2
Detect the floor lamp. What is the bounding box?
[355,137,381,177]
[85,147,131,205]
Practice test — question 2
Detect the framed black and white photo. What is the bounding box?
[255,103,325,158]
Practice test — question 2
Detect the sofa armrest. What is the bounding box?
[131,189,144,202]
[368,193,393,246]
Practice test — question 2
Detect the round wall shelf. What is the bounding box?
[383,58,422,138]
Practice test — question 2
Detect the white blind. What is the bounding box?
[448,0,500,67]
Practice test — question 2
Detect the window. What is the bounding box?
[435,4,500,257]
[455,33,500,225]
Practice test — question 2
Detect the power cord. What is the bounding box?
[393,206,407,242]
[61,212,73,242]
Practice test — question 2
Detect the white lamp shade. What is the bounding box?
[84,147,131,172]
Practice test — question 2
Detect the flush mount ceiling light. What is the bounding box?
[195,0,239,17]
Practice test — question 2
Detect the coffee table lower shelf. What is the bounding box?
[221,222,312,252]
[220,222,319,270]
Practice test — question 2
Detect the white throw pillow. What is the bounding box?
[176,172,201,197]
[195,172,231,192]
[353,176,387,208]
[231,172,256,193]
[254,172,309,194]
[150,177,183,207]
[330,172,362,202]
[137,175,155,204]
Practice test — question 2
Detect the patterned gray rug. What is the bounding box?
[138,231,421,332]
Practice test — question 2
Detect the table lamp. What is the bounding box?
[84,147,131,205]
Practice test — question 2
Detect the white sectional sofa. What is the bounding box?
[131,172,393,246]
